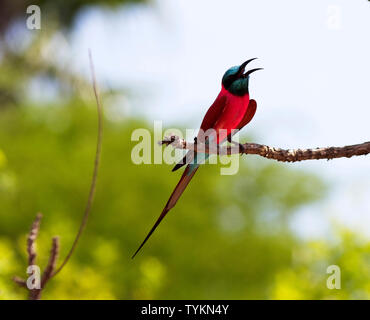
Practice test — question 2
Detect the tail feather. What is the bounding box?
[131,207,170,259]
[172,161,186,172]
[132,165,199,258]
[172,151,194,172]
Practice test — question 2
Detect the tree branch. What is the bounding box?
[160,135,370,162]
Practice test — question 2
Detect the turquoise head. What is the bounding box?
[222,58,262,96]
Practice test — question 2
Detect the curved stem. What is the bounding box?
[52,50,103,277]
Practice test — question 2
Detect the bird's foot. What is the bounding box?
[238,143,246,155]
[229,140,246,155]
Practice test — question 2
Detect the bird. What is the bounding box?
[132,58,262,258]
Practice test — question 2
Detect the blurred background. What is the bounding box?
[0,0,369,299]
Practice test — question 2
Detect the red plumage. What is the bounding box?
[132,61,260,258]
[200,85,251,143]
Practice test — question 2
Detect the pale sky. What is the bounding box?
[68,0,370,238]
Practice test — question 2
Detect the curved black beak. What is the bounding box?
[243,67,263,78]
[237,58,257,76]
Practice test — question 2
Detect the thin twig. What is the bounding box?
[13,213,59,300]
[42,236,60,286]
[160,135,370,162]
[25,213,43,299]
[13,52,103,299]
[12,276,27,288]
[27,213,42,266]
[52,50,103,277]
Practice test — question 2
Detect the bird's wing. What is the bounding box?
[199,93,228,131]
[172,93,227,172]
[237,99,257,130]
[211,97,254,143]
[223,99,257,143]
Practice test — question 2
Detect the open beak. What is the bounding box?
[243,67,263,78]
[237,58,263,78]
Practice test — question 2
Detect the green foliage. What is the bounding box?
[0,101,334,299]
[272,230,370,299]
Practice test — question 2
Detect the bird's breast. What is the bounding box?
[224,93,250,128]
